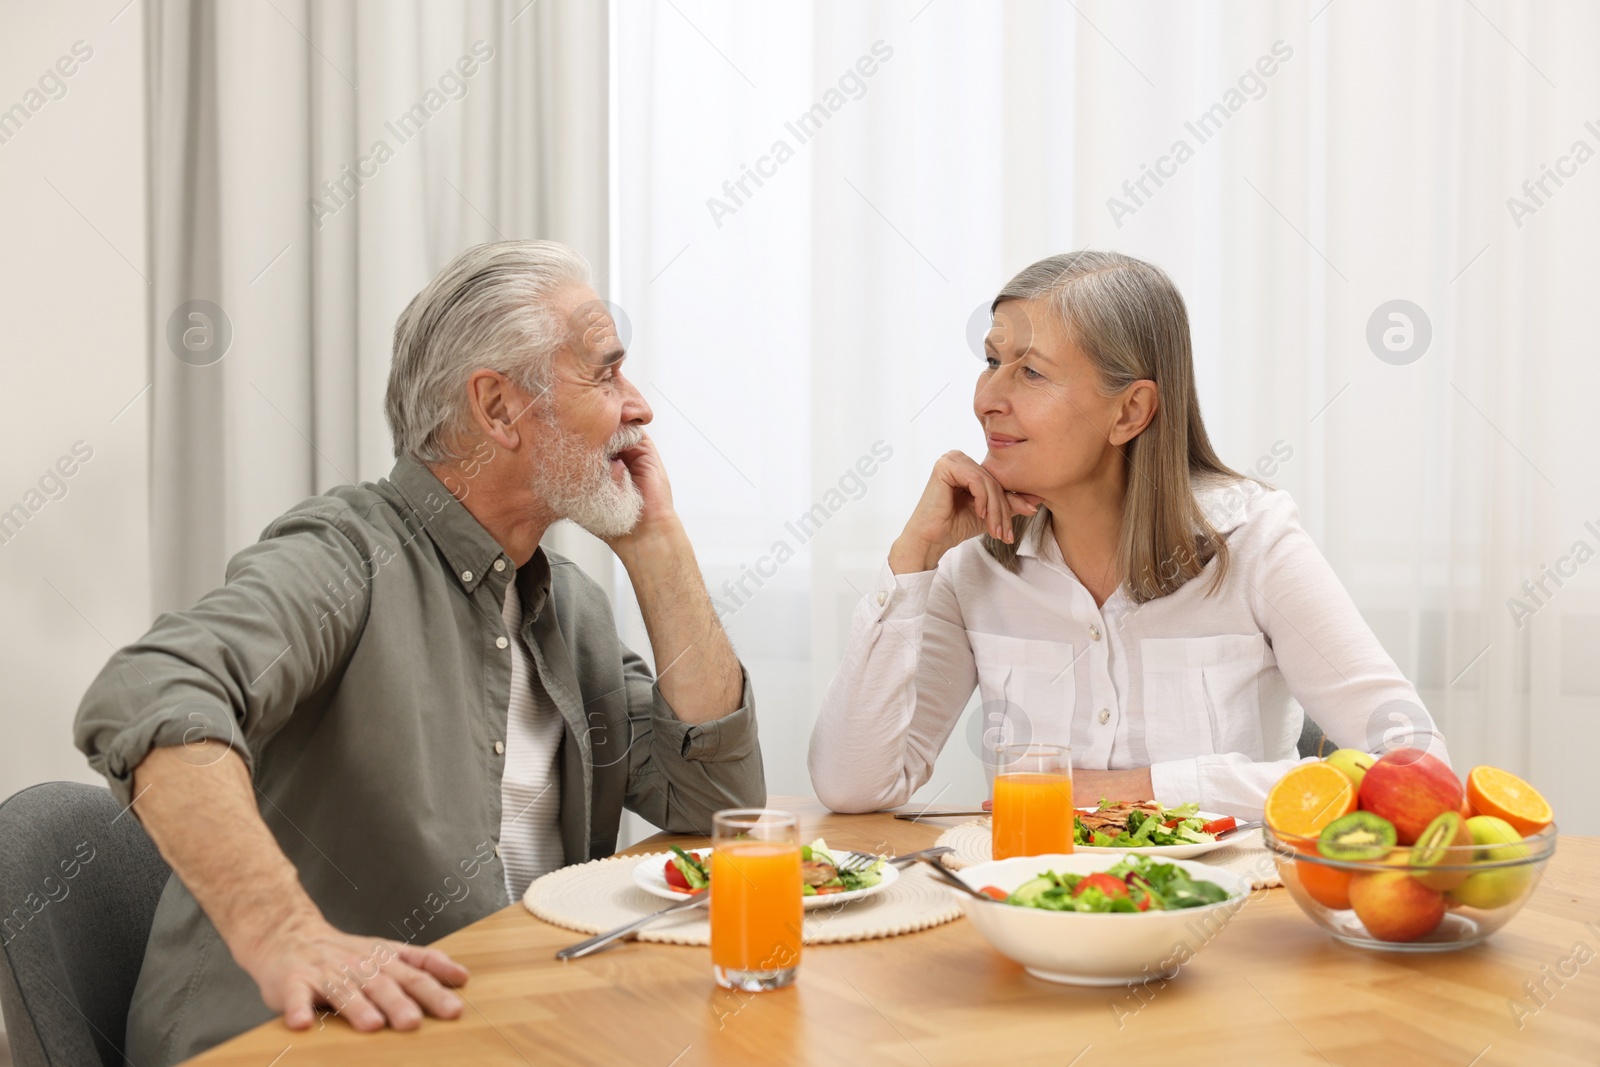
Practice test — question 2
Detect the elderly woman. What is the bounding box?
[809,250,1446,820]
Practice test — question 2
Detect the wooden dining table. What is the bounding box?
[191,796,1600,1066]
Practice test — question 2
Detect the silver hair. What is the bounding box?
[386,240,591,462]
[980,249,1241,602]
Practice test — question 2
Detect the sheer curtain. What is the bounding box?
[614,0,1600,830]
[145,0,611,615]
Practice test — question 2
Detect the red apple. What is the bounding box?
[1349,867,1447,942]
[1357,748,1464,846]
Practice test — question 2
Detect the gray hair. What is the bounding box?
[980,250,1242,602]
[386,240,591,462]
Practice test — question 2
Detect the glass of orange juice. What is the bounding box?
[710,808,803,992]
[991,743,1074,860]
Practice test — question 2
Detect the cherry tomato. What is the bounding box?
[1200,817,1237,836]
[815,886,845,895]
[1072,872,1130,899]
[978,885,1009,901]
[664,858,694,892]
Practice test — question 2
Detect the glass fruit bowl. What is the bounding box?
[1263,821,1557,952]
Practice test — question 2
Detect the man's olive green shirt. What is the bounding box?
[73,456,765,1066]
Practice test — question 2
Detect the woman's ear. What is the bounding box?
[1109,380,1159,446]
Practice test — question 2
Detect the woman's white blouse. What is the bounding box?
[808,480,1448,820]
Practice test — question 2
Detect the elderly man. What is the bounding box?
[74,240,764,1065]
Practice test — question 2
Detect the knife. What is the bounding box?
[891,808,991,820]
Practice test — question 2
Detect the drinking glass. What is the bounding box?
[991,743,1075,860]
[710,808,803,992]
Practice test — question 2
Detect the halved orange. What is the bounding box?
[1466,766,1552,837]
[1265,762,1358,838]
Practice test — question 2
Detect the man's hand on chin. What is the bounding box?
[601,428,672,537]
[605,431,685,563]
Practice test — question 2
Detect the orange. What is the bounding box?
[1265,762,1357,838]
[1296,859,1352,910]
[1466,766,1553,837]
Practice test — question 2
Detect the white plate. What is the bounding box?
[631,847,899,909]
[1073,810,1241,860]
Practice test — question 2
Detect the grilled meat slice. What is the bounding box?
[1076,800,1164,836]
[800,860,838,887]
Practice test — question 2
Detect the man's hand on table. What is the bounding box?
[129,742,472,1034]
[239,910,470,1032]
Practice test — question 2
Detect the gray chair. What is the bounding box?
[1297,715,1332,759]
[0,782,171,1067]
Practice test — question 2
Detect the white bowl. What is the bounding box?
[950,853,1253,986]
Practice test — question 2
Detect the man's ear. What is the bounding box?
[1109,379,1159,446]
[465,369,534,451]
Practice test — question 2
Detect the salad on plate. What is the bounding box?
[1074,799,1237,848]
[660,839,887,896]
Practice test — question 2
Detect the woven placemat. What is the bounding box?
[935,820,1284,889]
[523,851,962,945]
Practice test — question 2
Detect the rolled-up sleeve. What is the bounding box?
[624,654,765,832]
[73,510,372,808]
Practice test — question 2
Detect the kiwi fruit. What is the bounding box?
[1409,810,1473,891]
[1317,811,1398,861]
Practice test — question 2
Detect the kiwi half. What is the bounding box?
[1317,811,1398,861]
[1409,810,1472,891]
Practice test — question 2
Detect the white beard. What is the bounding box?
[532,421,645,538]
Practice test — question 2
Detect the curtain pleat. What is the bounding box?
[144,0,612,615]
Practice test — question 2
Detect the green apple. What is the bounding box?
[1466,815,1530,860]
[1445,816,1535,909]
[1324,749,1376,790]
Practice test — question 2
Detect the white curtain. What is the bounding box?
[614,0,1600,830]
[145,0,611,615]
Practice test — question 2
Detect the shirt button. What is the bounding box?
[1098,708,1111,724]
[462,570,474,583]
[493,740,505,755]
[1089,624,1102,641]
[876,591,888,607]
[495,636,509,649]
[493,559,506,572]
[493,844,501,858]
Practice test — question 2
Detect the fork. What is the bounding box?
[833,849,881,874]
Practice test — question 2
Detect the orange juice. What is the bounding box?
[710,842,803,974]
[992,771,1075,859]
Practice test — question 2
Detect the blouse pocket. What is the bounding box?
[965,632,1076,747]
[1140,634,1266,762]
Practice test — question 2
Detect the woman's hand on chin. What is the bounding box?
[887,451,1040,574]
[1070,767,1155,808]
